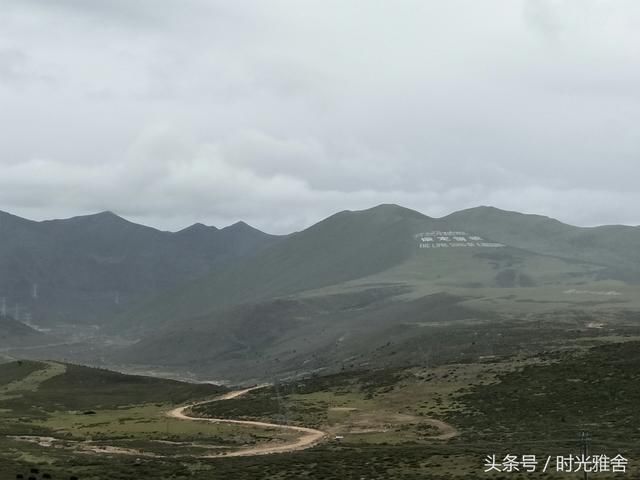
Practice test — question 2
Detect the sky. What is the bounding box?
[1,0,639,234]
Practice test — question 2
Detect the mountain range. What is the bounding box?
[0,210,279,327]
[2,204,639,381]
[117,204,640,329]
[110,204,640,380]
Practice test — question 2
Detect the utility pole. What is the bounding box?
[580,431,591,480]
[32,283,38,299]
[0,297,5,317]
[273,379,288,426]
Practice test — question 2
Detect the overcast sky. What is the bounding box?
[1,0,639,233]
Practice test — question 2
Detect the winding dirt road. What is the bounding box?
[9,381,458,459]
[166,385,328,457]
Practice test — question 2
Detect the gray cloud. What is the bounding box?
[0,1,639,233]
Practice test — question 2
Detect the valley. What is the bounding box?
[2,205,640,479]
[3,325,640,479]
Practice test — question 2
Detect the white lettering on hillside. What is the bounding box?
[414,232,505,249]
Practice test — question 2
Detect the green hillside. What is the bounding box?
[108,204,640,380]
[0,360,224,415]
[119,204,640,333]
[444,206,640,279]
[115,204,437,332]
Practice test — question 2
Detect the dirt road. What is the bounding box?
[423,418,459,440]
[166,385,327,457]
[9,382,457,459]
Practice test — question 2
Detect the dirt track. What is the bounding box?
[9,382,458,458]
[166,385,328,457]
[423,418,459,440]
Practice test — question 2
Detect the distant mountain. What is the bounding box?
[122,203,640,333]
[110,204,640,380]
[0,210,280,327]
[114,204,436,331]
[443,206,640,280]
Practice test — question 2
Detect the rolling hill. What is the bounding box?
[112,204,435,332]
[108,204,640,380]
[0,360,225,413]
[444,206,640,279]
[116,204,640,331]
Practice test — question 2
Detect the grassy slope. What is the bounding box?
[444,206,640,277]
[0,360,299,478]
[115,203,640,338]
[5,328,640,478]
[0,361,225,416]
[454,340,640,444]
[116,233,631,381]
[0,360,43,385]
[118,278,640,383]
[169,336,640,478]
[116,204,435,332]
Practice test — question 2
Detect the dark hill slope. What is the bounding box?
[116,204,436,331]
[109,204,640,381]
[116,204,640,333]
[115,289,481,380]
[0,314,46,347]
[0,360,226,412]
[0,211,279,326]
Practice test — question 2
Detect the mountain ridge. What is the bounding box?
[111,203,640,341]
[0,210,280,327]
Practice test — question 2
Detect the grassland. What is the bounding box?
[0,360,300,477]
[113,233,640,384]
[187,335,640,478]
[4,315,640,479]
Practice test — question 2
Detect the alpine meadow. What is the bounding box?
[2,1,640,479]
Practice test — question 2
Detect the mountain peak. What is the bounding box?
[73,211,135,226]
[78,210,126,221]
[178,222,219,234]
[92,210,124,220]
[223,221,265,235]
[0,210,33,225]
[353,204,429,220]
[450,205,511,215]
[445,205,567,227]
[371,203,422,212]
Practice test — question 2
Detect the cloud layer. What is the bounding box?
[1,0,639,232]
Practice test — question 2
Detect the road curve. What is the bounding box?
[166,385,327,457]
